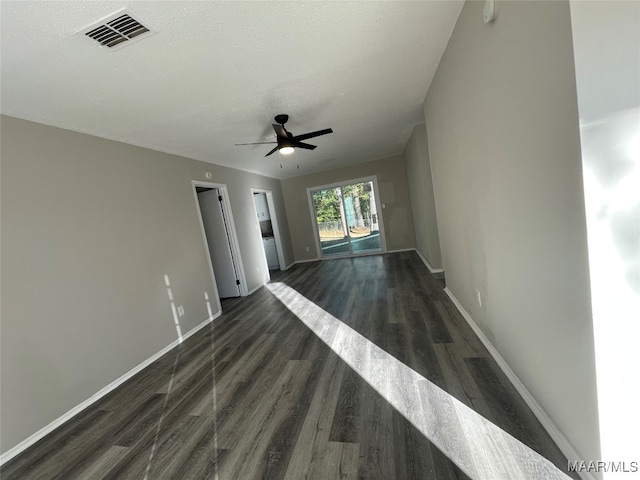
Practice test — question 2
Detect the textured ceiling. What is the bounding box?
[1,1,463,179]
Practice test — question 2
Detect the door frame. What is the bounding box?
[306,175,387,259]
[192,181,248,304]
[251,188,286,272]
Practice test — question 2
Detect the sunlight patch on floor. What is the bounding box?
[144,343,182,480]
[266,282,570,480]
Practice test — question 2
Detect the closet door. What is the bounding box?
[198,189,240,298]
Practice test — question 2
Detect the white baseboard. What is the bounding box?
[0,313,221,466]
[387,247,414,253]
[246,283,264,295]
[293,258,320,265]
[443,288,595,480]
[284,261,296,270]
[415,249,444,274]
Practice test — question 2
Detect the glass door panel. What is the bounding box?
[342,181,382,254]
[311,179,383,258]
[312,187,351,257]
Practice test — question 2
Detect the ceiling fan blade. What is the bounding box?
[292,128,333,142]
[272,123,288,139]
[235,141,277,145]
[294,142,317,150]
[265,146,280,157]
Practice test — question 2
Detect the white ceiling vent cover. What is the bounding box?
[80,10,154,49]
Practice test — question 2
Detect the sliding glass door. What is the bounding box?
[309,177,384,258]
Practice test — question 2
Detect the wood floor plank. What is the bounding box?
[217,360,312,479]
[260,344,328,479]
[307,441,359,480]
[213,351,291,446]
[329,366,363,443]
[141,414,204,480]
[356,382,396,480]
[283,353,345,480]
[392,408,438,480]
[168,419,226,480]
[74,445,130,480]
[405,310,447,389]
[416,294,454,344]
[434,343,490,412]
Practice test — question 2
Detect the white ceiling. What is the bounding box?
[1,1,463,179]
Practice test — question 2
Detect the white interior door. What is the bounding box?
[198,189,240,298]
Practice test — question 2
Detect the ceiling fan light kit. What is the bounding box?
[279,146,295,155]
[236,114,333,157]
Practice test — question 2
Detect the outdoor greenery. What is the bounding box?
[312,188,341,222]
[312,183,371,226]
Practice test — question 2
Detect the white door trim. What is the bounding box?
[192,181,248,302]
[251,188,286,272]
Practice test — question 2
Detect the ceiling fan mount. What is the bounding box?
[273,114,289,126]
[236,114,333,157]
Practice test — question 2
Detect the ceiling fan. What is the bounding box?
[235,114,333,157]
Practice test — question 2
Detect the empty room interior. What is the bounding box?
[1,1,638,479]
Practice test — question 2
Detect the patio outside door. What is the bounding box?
[310,178,384,258]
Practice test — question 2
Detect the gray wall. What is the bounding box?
[0,115,292,454]
[403,124,442,270]
[423,0,599,462]
[280,155,415,262]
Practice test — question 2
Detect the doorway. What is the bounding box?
[252,189,286,273]
[193,182,247,301]
[308,176,386,258]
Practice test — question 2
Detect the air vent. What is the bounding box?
[81,11,153,49]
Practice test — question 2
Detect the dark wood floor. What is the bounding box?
[1,252,577,479]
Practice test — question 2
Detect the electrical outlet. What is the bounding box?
[177,305,185,317]
[475,289,482,307]
[305,246,310,252]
